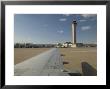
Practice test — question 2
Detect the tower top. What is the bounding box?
[72,20,77,24]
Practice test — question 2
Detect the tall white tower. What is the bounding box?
[71,20,77,47]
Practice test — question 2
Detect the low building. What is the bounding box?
[56,42,73,48]
[14,43,56,48]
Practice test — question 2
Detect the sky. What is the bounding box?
[14,14,97,44]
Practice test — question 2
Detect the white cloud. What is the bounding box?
[59,18,67,21]
[57,30,64,34]
[81,14,96,18]
[79,19,87,22]
[63,14,70,17]
[81,26,91,31]
[26,37,32,43]
[79,14,96,22]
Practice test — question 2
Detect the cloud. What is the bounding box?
[81,14,96,18]
[59,18,67,21]
[57,30,64,34]
[81,26,91,31]
[80,14,96,22]
[79,19,87,22]
[63,14,70,17]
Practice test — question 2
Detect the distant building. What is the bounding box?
[76,43,84,47]
[56,42,96,48]
[14,43,96,48]
[83,44,97,47]
[63,42,73,48]
[14,43,56,48]
[56,42,73,48]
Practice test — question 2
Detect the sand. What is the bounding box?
[14,48,50,65]
[59,47,97,74]
[14,47,97,75]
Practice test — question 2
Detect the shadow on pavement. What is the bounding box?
[81,62,97,76]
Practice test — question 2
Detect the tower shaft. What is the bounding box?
[71,21,77,47]
[72,24,76,44]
